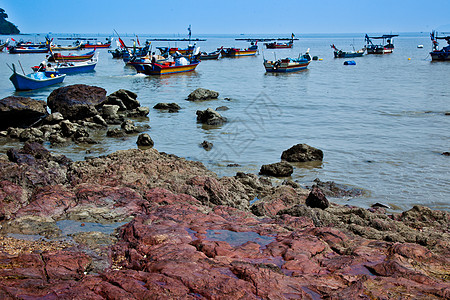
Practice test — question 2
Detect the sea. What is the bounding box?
[0,32,448,212]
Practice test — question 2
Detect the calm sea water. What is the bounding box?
[0,32,448,212]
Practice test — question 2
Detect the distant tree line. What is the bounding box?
[0,8,20,35]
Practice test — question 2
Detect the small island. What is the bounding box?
[0,8,20,35]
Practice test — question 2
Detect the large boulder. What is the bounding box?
[187,88,219,101]
[281,144,323,162]
[196,108,227,125]
[47,84,107,120]
[105,89,140,111]
[259,161,293,177]
[0,96,48,130]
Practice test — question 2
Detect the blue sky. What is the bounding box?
[2,0,450,35]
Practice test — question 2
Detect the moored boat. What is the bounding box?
[80,38,111,49]
[48,49,96,62]
[50,43,82,51]
[9,63,66,91]
[199,48,221,60]
[365,34,398,54]
[9,45,49,54]
[263,49,312,72]
[131,56,200,75]
[430,31,450,61]
[331,44,365,58]
[32,54,99,74]
[220,42,258,57]
[264,33,295,49]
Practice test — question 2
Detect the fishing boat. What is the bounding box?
[131,56,200,75]
[263,49,312,72]
[430,31,450,61]
[157,45,196,57]
[364,34,398,54]
[32,54,99,74]
[220,42,258,57]
[0,39,9,51]
[50,43,82,51]
[48,49,96,62]
[265,40,293,49]
[9,45,49,54]
[199,48,221,60]
[331,44,365,58]
[9,63,66,91]
[80,38,111,49]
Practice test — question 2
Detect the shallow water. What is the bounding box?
[0,32,448,212]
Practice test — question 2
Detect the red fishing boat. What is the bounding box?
[47,49,96,62]
[220,42,258,57]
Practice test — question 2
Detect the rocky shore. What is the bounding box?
[0,85,448,299]
[0,142,448,299]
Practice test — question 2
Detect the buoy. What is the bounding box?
[318,58,323,61]
[408,58,411,60]
[312,56,318,60]
[417,45,423,48]
[344,60,356,65]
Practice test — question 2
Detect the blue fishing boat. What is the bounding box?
[9,64,66,91]
[331,44,365,58]
[32,54,98,74]
[430,31,450,61]
[263,49,312,72]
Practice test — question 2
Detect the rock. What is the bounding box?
[200,140,213,151]
[18,128,44,143]
[259,161,293,177]
[44,112,64,124]
[281,143,324,162]
[187,88,219,101]
[305,185,329,209]
[92,115,108,127]
[106,128,126,138]
[101,104,120,120]
[215,106,229,111]
[153,103,181,112]
[136,133,154,147]
[0,96,48,130]
[106,89,140,110]
[311,178,365,198]
[121,120,139,134]
[196,108,227,125]
[125,107,150,117]
[47,84,107,120]
[60,120,79,137]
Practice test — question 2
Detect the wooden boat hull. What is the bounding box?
[50,44,82,51]
[48,50,96,62]
[132,61,200,75]
[9,71,65,91]
[264,60,310,72]
[221,48,257,57]
[199,51,221,60]
[333,51,364,58]
[81,43,111,49]
[265,42,293,49]
[264,53,311,73]
[9,47,49,54]
[430,50,450,61]
[366,45,394,54]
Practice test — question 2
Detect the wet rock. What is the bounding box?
[47,84,107,120]
[153,103,181,112]
[0,96,48,130]
[259,161,293,177]
[305,185,329,209]
[121,120,139,134]
[44,112,64,124]
[92,114,108,127]
[60,120,79,137]
[215,106,229,111]
[107,128,126,137]
[312,178,365,198]
[187,88,219,101]
[18,128,44,143]
[106,89,140,111]
[200,140,213,151]
[196,108,227,125]
[281,143,324,162]
[136,133,154,147]
[101,104,120,120]
[125,106,150,117]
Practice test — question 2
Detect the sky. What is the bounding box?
[2,0,450,35]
